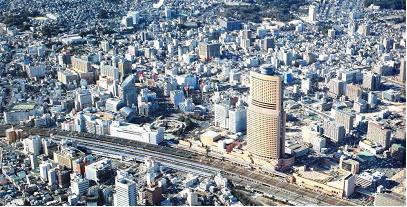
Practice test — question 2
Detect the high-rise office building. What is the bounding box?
[30,154,38,169]
[120,74,138,108]
[382,37,393,52]
[23,136,42,156]
[334,109,355,133]
[57,170,71,188]
[114,177,137,206]
[240,29,252,40]
[309,5,317,22]
[5,127,22,144]
[323,119,346,143]
[100,63,119,80]
[170,90,185,108]
[328,78,345,97]
[240,37,251,49]
[301,78,312,94]
[214,102,230,129]
[198,42,220,61]
[367,122,391,148]
[75,88,92,110]
[48,168,58,186]
[118,60,132,80]
[187,190,199,206]
[39,162,51,181]
[247,69,285,160]
[341,69,362,84]
[214,99,247,133]
[368,91,378,108]
[328,28,336,39]
[71,56,91,73]
[228,101,247,134]
[85,158,115,183]
[57,69,79,85]
[348,21,357,36]
[218,17,242,31]
[345,83,363,101]
[399,58,406,83]
[261,38,274,51]
[58,52,72,66]
[71,175,90,196]
[100,41,110,52]
[144,186,163,206]
[163,76,177,97]
[362,72,381,91]
[358,23,370,36]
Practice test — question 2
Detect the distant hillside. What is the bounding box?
[220,0,307,23]
[364,0,406,10]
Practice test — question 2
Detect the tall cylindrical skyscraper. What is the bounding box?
[247,70,285,160]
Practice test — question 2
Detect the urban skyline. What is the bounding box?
[0,0,405,206]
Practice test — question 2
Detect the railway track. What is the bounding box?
[51,134,219,177]
[0,125,357,205]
